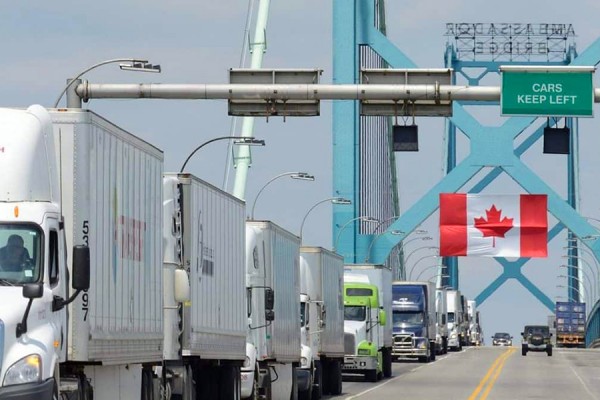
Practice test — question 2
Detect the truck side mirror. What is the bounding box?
[379,310,387,326]
[265,310,275,322]
[23,283,43,299]
[72,245,90,291]
[265,288,275,310]
[174,269,190,303]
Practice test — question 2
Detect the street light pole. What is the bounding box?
[404,245,437,267]
[180,136,265,173]
[557,274,596,303]
[364,230,403,263]
[557,284,584,301]
[559,265,598,302]
[561,255,599,301]
[415,264,446,281]
[54,58,160,108]
[333,216,379,252]
[564,245,600,284]
[408,254,440,281]
[250,172,315,220]
[299,197,351,242]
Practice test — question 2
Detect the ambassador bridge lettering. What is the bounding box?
[445,23,575,61]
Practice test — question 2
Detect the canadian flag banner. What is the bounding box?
[440,194,548,258]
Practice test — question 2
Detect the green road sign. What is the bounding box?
[501,67,594,117]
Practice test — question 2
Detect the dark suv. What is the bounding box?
[521,325,552,356]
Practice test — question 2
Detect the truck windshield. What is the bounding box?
[447,312,455,323]
[0,224,42,285]
[392,311,424,326]
[344,306,366,321]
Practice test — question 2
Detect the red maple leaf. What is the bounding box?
[474,205,514,247]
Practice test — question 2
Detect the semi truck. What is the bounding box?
[160,173,246,398]
[555,301,586,348]
[0,106,166,399]
[435,287,448,354]
[241,221,301,400]
[446,290,464,351]
[297,247,344,400]
[342,264,392,382]
[467,300,481,346]
[391,281,437,362]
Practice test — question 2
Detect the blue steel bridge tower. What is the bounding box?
[332,1,600,340]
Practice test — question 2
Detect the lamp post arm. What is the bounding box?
[53,58,144,108]
[415,264,442,281]
[561,263,598,302]
[180,136,241,173]
[408,254,439,281]
[251,172,297,220]
[334,216,373,252]
[300,198,334,240]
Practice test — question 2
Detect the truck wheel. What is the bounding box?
[382,348,392,378]
[429,342,436,362]
[547,347,553,357]
[311,362,322,400]
[219,365,241,400]
[443,337,448,354]
[365,369,378,382]
[328,360,342,395]
[521,346,528,356]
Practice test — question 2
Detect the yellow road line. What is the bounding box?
[480,348,515,400]
[467,348,514,400]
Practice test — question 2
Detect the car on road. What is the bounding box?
[521,325,552,356]
[491,332,513,346]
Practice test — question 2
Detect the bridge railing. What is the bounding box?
[586,298,600,347]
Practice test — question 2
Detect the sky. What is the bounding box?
[2,0,600,343]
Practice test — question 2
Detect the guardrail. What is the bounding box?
[585,299,600,347]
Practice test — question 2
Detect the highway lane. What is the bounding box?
[323,347,600,400]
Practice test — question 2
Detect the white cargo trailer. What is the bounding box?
[241,221,301,400]
[161,173,246,398]
[435,287,449,354]
[297,247,344,399]
[0,106,164,399]
[446,289,464,351]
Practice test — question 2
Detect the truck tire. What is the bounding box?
[547,347,553,357]
[429,342,436,362]
[521,346,528,356]
[365,369,378,382]
[382,348,392,378]
[311,361,322,400]
[442,337,448,354]
[220,365,241,400]
[327,360,342,396]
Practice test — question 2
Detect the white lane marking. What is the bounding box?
[569,364,599,400]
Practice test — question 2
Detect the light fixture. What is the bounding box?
[119,62,162,73]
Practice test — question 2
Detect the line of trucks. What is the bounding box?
[0,105,481,400]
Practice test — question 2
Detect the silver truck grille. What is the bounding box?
[344,333,356,355]
[393,335,413,350]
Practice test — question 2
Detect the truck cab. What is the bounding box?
[391,282,436,363]
[0,106,89,399]
[342,269,392,383]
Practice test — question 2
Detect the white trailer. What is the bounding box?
[242,221,301,400]
[435,287,449,354]
[446,290,464,351]
[297,247,344,399]
[161,173,246,398]
[0,106,164,399]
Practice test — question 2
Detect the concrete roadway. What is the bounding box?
[325,347,600,400]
